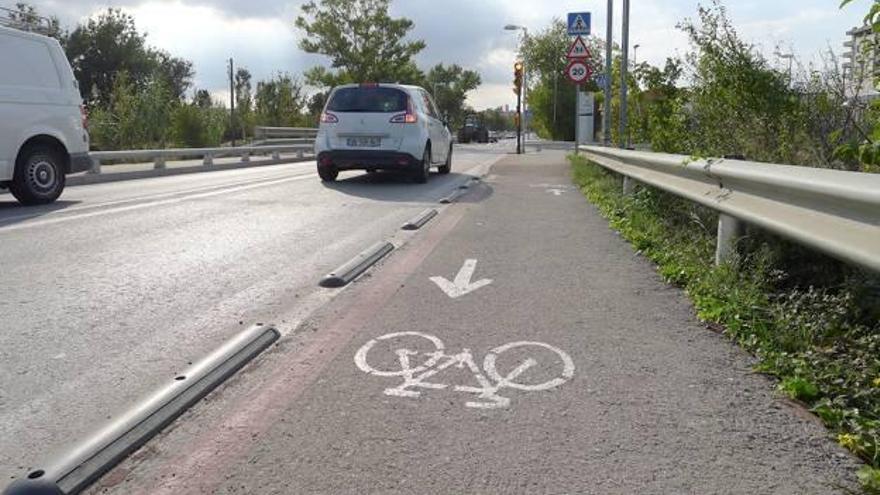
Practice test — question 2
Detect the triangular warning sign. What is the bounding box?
[572,15,588,32]
[566,36,591,60]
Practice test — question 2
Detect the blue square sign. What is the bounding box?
[567,12,591,36]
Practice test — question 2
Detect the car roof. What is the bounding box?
[332,83,425,92]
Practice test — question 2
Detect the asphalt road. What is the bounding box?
[0,142,507,483]
[88,150,860,494]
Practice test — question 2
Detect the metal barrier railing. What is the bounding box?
[580,145,880,273]
[88,143,315,174]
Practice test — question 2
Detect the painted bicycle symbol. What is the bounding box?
[354,332,575,409]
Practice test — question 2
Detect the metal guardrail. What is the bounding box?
[580,145,880,273]
[254,126,318,139]
[88,143,315,174]
[252,126,318,146]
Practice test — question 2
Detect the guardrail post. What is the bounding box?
[272,151,281,160]
[153,156,166,170]
[715,213,744,265]
[203,154,213,166]
[241,152,250,163]
[89,158,101,174]
[622,176,637,195]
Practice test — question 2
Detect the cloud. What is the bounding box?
[24,0,869,110]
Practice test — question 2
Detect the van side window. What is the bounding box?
[0,34,61,89]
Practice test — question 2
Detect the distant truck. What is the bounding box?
[457,115,489,144]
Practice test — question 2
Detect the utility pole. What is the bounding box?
[619,0,630,149]
[228,57,236,147]
[603,0,613,146]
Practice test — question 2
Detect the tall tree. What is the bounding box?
[254,73,309,127]
[520,19,605,140]
[193,89,213,109]
[152,50,195,100]
[234,68,254,139]
[307,91,329,123]
[423,64,481,129]
[65,8,193,107]
[295,0,426,87]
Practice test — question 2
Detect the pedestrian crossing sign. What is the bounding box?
[567,12,591,36]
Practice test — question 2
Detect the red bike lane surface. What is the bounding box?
[91,150,859,495]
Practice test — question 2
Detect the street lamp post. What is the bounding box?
[505,24,529,141]
[619,0,630,148]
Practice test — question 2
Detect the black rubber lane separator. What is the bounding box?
[439,189,462,204]
[319,241,395,288]
[2,324,280,495]
[401,209,438,231]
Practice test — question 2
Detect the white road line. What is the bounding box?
[0,171,310,224]
[0,173,316,233]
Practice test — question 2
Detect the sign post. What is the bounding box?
[566,13,591,154]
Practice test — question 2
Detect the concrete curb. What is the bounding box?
[401,209,438,231]
[67,156,313,187]
[319,241,395,288]
[2,324,280,495]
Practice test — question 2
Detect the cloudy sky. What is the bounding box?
[28,0,868,110]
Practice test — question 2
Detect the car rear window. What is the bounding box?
[326,87,408,113]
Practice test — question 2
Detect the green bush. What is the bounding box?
[171,104,227,148]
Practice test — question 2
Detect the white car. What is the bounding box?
[315,83,452,183]
[0,25,91,205]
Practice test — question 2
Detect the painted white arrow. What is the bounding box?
[547,188,565,196]
[430,259,493,299]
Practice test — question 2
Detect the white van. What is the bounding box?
[0,25,90,205]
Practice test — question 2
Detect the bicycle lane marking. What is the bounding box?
[132,206,471,495]
[354,332,575,409]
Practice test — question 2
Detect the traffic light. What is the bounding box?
[513,61,523,95]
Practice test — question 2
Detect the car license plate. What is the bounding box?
[346,136,381,147]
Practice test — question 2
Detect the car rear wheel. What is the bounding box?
[438,144,452,174]
[414,146,430,184]
[10,145,66,205]
[318,164,338,182]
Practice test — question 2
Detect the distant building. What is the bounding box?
[843,25,880,99]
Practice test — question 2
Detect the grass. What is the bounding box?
[569,154,880,493]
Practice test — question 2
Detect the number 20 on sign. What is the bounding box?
[566,60,590,84]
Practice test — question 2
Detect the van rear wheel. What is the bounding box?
[10,145,66,205]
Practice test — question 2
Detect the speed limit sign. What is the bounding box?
[566,59,591,84]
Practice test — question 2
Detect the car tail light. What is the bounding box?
[389,113,417,124]
[321,112,338,124]
[390,97,417,124]
[80,104,89,130]
[360,82,379,88]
